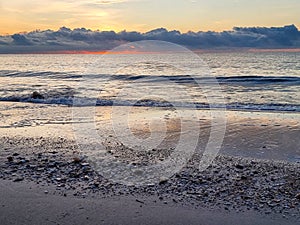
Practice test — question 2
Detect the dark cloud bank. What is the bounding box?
[0,25,299,53]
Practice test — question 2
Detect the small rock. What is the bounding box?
[18,159,27,164]
[295,193,300,200]
[93,182,100,187]
[44,190,49,194]
[31,91,44,99]
[81,163,89,167]
[27,164,36,169]
[49,151,58,154]
[73,157,82,163]
[136,199,144,204]
[159,177,168,185]
[235,164,244,170]
[13,177,24,182]
[241,175,248,180]
[7,156,13,162]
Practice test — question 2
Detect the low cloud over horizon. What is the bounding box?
[0,25,299,53]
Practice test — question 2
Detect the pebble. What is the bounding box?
[31,91,44,99]
[73,157,82,163]
[0,137,299,218]
[136,199,144,204]
[81,163,89,167]
[159,177,168,185]
[13,177,24,182]
[7,156,13,162]
[235,164,244,170]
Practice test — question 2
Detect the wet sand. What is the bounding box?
[0,102,299,224]
[1,102,299,162]
[0,179,297,225]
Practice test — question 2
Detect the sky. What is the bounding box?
[0,0,299,53]
[0,0,299,34]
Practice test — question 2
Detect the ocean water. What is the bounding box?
[0,51,299,112]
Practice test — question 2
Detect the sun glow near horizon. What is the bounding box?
[0,0,299,35]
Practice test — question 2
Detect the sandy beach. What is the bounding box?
[1,0,300,223]
[0,179,298,225]
[0,102,299,224]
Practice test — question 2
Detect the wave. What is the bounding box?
[2,70,300,86]
[0,95,299,112]
[215,76,300,85]
[111,75,300,86]
[1,70,299,112]
[0,70,82,79]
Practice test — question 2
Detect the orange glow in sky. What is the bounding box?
[0,0,299,35]
[24,48,300,55]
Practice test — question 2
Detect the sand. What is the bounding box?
[0,102,299,224]
[0,179,297,225]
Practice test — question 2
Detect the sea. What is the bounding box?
[0,51,299,112]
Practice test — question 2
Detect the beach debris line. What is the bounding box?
[0,136,299,218]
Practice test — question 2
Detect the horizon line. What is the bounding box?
[1,48,300,55]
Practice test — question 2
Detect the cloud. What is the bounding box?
[0,24,299,53]
[11,34,32,45]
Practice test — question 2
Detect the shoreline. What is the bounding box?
[1,102,299,163]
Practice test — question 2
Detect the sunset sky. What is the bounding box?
[0,0,299,34]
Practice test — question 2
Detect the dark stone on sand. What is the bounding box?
[31,91,44,99]
[235,164,244,170]
[241,176,248,180]
[73,157,82,164]
[7,156,13,162]
[49,151,58,154]
[13,177,24,182]
[136,199,144,204]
